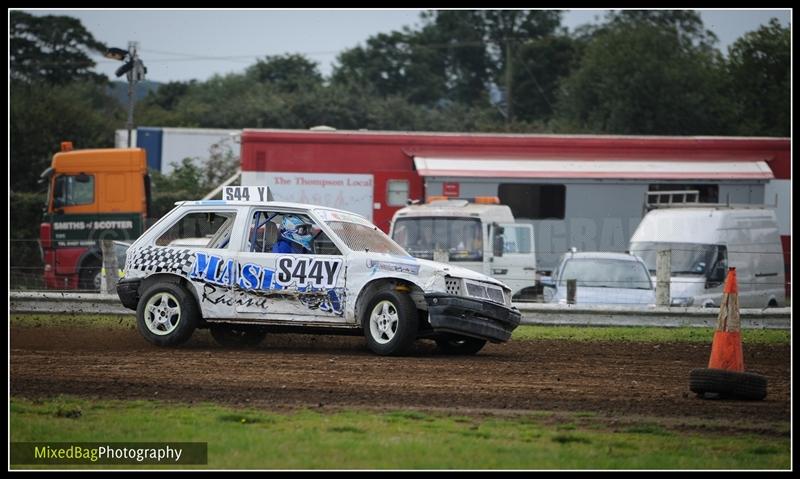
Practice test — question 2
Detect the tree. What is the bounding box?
[511,34,580,122]
[605,10,718,50]
[10,10,108,85]
[246,54,324,93]
[10,82,123,192]
[423,10,564,109]
[727,19,790,136]
[553,18,734,135]
[332,28,448,105]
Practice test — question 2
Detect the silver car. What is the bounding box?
[542,251,655,306]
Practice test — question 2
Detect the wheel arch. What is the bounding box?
[139,273,203,319]
[353,277,425,328]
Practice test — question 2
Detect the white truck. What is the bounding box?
[629,205,785,308]
[389,197,537,299]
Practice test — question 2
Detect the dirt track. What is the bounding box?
[11,326,790,426]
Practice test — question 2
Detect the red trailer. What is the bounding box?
[240,129,790,295]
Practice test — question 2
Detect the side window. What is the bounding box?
[387,180,409,206]
[53,174,95,207]
[156,211,235,248]
[502,225,532,254]
[248,211,341,256]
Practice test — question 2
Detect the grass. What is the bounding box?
[10,314,790,345]
[10,396,790,470]
[511,325,789,344]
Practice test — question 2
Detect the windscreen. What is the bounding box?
[326,221,409,256]
[392,217,483,262]
[559,259,652,289]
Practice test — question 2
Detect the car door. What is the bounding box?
[234,208,348,324]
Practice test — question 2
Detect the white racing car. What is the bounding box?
[117,188,521,355]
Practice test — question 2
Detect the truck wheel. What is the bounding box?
[363,290,418,356]
[79,265,101,291]
[689,368,767,400]
[435,335,487,355]
[210,325,266,347]
[136,282,199,347]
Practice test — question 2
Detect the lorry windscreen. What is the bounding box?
[392,217,483,262]
[630,242,719,276]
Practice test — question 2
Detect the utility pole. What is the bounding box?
[505,38,513,129]
[105,42,147,148]
[125,41,147,147]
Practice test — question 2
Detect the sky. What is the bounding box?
[24,8,792,84]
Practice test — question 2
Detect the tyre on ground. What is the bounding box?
[362,289,418,356]
[136,281,199,347]
[689,368,767,400]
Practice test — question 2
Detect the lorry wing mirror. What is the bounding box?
[492,224,505,257]
[39,167,54,184]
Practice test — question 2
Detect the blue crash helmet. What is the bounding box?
[281,215,313,252]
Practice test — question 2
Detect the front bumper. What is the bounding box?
[424,293,521,343]
[116,277,141,310]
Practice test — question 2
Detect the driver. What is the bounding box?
[272,215,314,254]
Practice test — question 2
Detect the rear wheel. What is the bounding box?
[136,282,199,347]
[210,325,267,347]
[363,290,418,356]
[435,335,487,355]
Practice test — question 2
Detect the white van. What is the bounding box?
[389,197,537,299]
[629,207,785,308]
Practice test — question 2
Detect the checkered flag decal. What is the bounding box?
[127,245,195,276]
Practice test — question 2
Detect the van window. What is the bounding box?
[498,184,565,219]
[629,242,723,277]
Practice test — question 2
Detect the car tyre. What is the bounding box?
[210,325,267,347]
[136,282,199,347]
[363,290,418,356]
[435,335,487,355]
[689,368,767,400]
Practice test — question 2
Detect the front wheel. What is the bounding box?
[435,335,487,355]
[136,282,199,347]
[363,290,418,356]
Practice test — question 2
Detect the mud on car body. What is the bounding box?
[117,194,521,355]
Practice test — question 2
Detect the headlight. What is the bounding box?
[670,297,694,307]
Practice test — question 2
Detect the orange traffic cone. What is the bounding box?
[689,267,767,400]
[707,268,743,372]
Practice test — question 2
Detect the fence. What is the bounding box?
[10,237,790,306]
[8,292,790,329]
